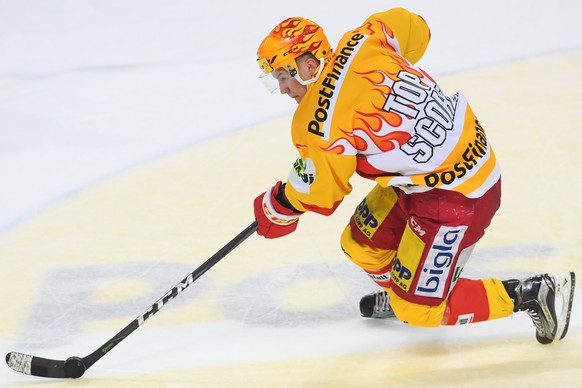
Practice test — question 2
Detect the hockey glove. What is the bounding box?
[254,181,302,239]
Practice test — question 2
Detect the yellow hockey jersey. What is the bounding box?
[284,8,500,215]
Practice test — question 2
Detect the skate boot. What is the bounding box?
[360,290,396,319]
[503,272,575,344]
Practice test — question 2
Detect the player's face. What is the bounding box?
[271,68,308,103]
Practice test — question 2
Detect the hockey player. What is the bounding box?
[253,8,575,343]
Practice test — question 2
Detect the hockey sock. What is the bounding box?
[442,278,514,325]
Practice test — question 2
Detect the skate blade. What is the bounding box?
[553,272,576,342]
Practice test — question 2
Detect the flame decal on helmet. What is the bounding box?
[257,17,332,74]
[274,18,323,58]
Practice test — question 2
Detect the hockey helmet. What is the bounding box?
[257,17,332,88]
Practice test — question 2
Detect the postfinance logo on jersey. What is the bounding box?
[308,33,366,140]
[424,120,489,188]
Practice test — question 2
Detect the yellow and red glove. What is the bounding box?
[254,181,302,239]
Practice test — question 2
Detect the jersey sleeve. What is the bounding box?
[364,7,431,65]
[284,147,357,216]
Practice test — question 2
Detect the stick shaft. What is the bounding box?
[82,221,258,370]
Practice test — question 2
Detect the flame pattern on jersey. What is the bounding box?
[284,8,500,216]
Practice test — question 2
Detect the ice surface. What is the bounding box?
[1,1,581,386]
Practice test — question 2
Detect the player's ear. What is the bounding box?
[305,55,320,77]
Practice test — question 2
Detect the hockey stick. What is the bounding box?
[5,220,258,379]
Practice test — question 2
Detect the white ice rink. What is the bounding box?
[1,1,582,386]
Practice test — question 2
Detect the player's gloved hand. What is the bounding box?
[254,181,302,239]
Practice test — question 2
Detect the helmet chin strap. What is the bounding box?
[293,58,326,87]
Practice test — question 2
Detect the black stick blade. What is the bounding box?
[5,352,85,378]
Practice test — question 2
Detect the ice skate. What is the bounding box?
[504,272,575,344]
[360,290,396,319]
